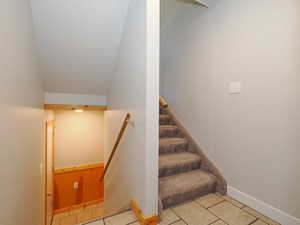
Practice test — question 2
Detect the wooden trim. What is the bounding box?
[130,200,158,225]
[54,162,105,174]
[53,198,104,215]
[52,122,55,172]
[159,96,168,107]
[45,121,55,225]
[44,104,107,111]
[100,113,131,181]
[44,122,48,225]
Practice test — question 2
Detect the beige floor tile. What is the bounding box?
[104,210,137,225]
[159,209,180,225]
[172,201,218,225]
[210,220,227,225]
[86,219,105,225]
[195,194,225,208]
[60,215,78,225]
[77,210,93,224]
[171,220,187,225]
[209,201,256,225]
[251,220,268,225]
[223,196,244,208]
[243,207,281,225]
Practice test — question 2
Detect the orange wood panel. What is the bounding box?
[53,164,104,211]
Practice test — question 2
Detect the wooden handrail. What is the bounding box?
[100,113,131,182]
[159,96,168,107]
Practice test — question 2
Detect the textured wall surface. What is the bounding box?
[161,0,300,219]
[0,1,44,224]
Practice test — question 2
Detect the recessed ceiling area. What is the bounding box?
[30,0,130,95]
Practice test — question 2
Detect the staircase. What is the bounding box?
[158,99,227,210]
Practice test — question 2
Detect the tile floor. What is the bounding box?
[82,194,281,225]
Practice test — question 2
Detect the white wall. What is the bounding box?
[105,0,159,216]
[30,0,131,95]
[0,1,44,225]
[45,92,106,106]
[54,110,105,168]
[161,0,300,220]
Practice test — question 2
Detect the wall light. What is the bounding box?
[75,109,84,113]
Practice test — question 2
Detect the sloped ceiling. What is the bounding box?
[30,0,130,95]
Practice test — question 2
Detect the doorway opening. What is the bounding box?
[45,105,106,225]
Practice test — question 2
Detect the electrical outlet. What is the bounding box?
[229,81,241,94]
[73,182,79,189]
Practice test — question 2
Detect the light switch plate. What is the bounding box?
[229,81,241,94]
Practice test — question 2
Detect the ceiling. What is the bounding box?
[30,0,130,95]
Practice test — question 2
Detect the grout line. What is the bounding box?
[126,220,139,225]
[170,207,189,225]
[102,209,132,220]
[193,199,226,210]
[207,219,223,225]
[180,219,189,225]
[121,219,138,225]
[84,209,136,225]
[82,218,103,225]
[239,205,281,224]
[205,207,229,225]
[207,199,226,209]
[168,219,182,225]
[192,201,220,224]
[207,218,220,225]
[240,206,262,220]
[222,198,246,210]
[223,196,246,209]
[205,200,259,225]
[172,200,225,225]
[248,218,259,225]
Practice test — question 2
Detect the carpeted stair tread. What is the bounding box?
[159,152,201,177]
[160,125,180,138]
[159,169,217,209]
[159,138,189,154]
[160,114,173,125]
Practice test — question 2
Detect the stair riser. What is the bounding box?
[162,182,217,209]
[160,108,168,115]
[159,161,201,178]
[159,142,189,154]
[160,127,181,138]
[159,116,175,125]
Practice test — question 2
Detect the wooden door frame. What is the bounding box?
[45,120,55,225]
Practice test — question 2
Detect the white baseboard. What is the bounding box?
[228,186,300,225]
